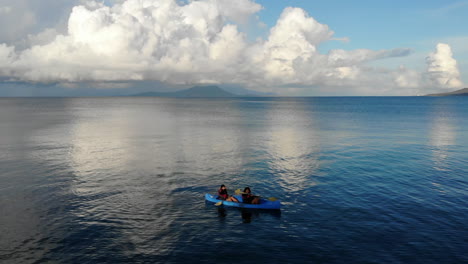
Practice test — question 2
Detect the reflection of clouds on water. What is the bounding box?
[67,98,252,202]
[264,100,321,192]
[429,108,456,172]
[68,101,135,194]
[67,99,183,256]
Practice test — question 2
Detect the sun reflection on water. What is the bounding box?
[264,100,322,192]
[429,108,456,172]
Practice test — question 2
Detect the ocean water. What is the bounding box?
[0,97,467,263]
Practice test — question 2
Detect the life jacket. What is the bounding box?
[218,189,228,200]
[242,193,253,203]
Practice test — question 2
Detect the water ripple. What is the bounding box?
[0,97,467,263]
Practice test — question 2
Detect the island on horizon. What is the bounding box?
[134,86,468,98]
[425,88,468,96]
[130,85,263,98]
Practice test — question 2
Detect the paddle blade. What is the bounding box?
[215,201,223,206]
[234,189,242,195]
[267,197,278,202]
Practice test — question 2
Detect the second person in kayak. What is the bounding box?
[242,187,260,204]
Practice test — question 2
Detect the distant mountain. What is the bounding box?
[220,85,276,96]
[131,85,256,97]
[425,88,468,96]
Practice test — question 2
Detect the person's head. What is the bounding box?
[243,187,251,193]
[220,184,226,190]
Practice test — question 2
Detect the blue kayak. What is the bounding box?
[205,193,281,209]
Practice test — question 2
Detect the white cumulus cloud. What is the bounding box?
[426,43,463,89]
[0,0,425,95]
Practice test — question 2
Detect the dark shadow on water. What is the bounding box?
[217,207,227,219]
[241,209,252,223]
[206,202,281,223]
[238,208,281,223]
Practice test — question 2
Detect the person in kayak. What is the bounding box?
[242,187,260,204]
[217,185,239,202]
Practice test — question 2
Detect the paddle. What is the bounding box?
[234,189,278,202]
[215,201,223,206]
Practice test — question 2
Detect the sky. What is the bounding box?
[0,0,467,96]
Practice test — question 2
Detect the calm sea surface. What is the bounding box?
[0,97,467,263]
